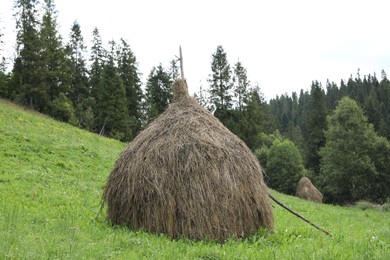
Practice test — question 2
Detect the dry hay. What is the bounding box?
[103,79,274,242]
[296,177,323,203]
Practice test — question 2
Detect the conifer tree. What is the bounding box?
[89,27,105,106]
[117,38,143,138]
[232,60,250,110]
[208,45,233,112]
[13,0,42,109]
[169,58,179,82]
[66,21,91,128]
[0,29,8,98]
[304,81,327,174]
[39,0,71,115]
[145,64,172,122]
[67,21,88,105]
[95,40,131,141]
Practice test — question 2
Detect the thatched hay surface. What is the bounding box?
[103,80,273,241]
[296,177,323,203]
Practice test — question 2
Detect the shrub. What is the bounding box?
[381,198,390,212]
[266,139,304,195]
[50,93,77,125]
[355,200,379,210]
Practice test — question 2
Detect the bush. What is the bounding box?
[49,93,77,125]
[355,200,379,210]
[381,198,390,212]
[266,139,305,195]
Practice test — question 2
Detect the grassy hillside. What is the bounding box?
[0,99,389,259]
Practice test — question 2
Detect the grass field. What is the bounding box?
[0,99,389,259]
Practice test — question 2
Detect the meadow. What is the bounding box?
[0,99,389,259]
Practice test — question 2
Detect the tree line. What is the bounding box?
[1,0,389,205]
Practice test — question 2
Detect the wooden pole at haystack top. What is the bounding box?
[179,46,185,80]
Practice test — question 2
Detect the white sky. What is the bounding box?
[1,0,390,100]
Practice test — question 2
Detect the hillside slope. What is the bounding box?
[0,99,389,259]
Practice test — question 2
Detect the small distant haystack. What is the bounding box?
[296,177,323,203]
[103,79,274,241]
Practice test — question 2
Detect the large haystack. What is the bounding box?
[103,79,274,241]
[296,177,323,203]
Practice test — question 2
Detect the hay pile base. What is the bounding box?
[296,177,323,203]
[103,79,273,241]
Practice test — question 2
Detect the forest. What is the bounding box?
[1,0,389,205]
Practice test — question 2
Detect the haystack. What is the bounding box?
[296,177,323,203]
[103,79,274,241]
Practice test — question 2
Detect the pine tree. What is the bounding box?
[117,38,143,138]
[39,0,71,115]
[89,27,105,107]
[13,0,42,109]
[304,81,327,174]
[0,30,8,98]
[208,45,233,112]
[232,60,250,110]
[240,86,265,150]
[169,58,179,82]
[145,64,172,122]
[95,40,131,141]
[67,21,88,105]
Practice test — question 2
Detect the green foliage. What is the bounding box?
[49,93,77,124]
[0,69,8,98]
[355,200,379,211]
[232,60,250,110]
[117,38,143,138]
[145,64,172,122]
[320,97,390,204]
[1,101,390,258]
[208,45,233,111]
[266,139,304,194]
[95,41,131,141]
[66,21,89,108]
[39,0,70,103]
[14,0,43,109]
[304,81,327,174]
[382,198,390,212]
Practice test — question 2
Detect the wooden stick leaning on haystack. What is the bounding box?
[268,192,332,236]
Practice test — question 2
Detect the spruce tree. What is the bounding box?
[89,27,105,107]
[208,45,233,112]
[304,81,327,174]
[145,64,172,122]
[117,38,143,138]
[0,30,8,98]
[169,58,179,82]
[95,40,131,141]
[67,21,88,105]
[39,0,71,115]
[66,21,91,128]
[232,60,250,110]
[13,0,42,109]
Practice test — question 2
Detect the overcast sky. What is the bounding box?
[1,0,390,100]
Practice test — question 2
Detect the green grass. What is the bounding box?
[1,99,389,259]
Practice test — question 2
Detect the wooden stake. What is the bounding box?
[179,46,185,79]
[268,192,332,237]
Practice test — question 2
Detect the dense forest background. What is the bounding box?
[1,0,389,205]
